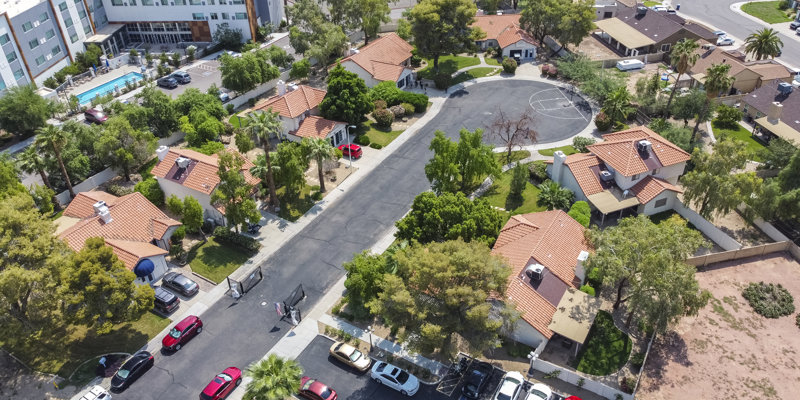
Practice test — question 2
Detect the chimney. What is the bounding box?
[277,80,286,96]
[575,251,589,285]
[552,150,567,184]
[156,145,169,161]
[93,201,113,224]
[768,101,783,123]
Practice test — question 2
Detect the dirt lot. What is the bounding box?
[638,252,800,400]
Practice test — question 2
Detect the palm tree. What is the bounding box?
[249,153,272,197]
[35,125,74,197]
[536,180,574,211]
[17,146,52,191]
[246,109,284,209]
[244,354,303,400]
[664,39,700,118]
[302,138,336,193]
[602,87,635,126]
[744,28,783,61]
[692,63,736,141]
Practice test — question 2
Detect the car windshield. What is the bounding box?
[116,369,130,379]
[465,383,478,393]
[217,373,232,382]
[529,389,548,399]
[319,388,332,398]
[94,111,105,118]
[168,327,182,338]
[349,349,363,362]
[396,370,410,384]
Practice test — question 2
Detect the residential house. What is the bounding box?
[252,83,350,147]
[547,127,691,223]
[492,210,600,351]
[339,33,414,88]
[55,191,181,284]
[594,0,623,20]
[151,147,260,225]
[594,5,716,56]
[472,14,537,61]
[741,80,800,145]
[689,46,794,94]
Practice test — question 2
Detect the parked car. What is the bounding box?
[218,90,230,103]
[651,5,667,11]
[171,71,191,84]
[338,144,363,160]
[153,286,180,314]
[461,361,494,399]
[79,385,112,400]
[526,383,553,400]
[493,371,524,400]
[370,361,419,396]
[716,36,735,46]
[712,30,727,37]
[161,272,199,297]
[299,376,338,400]
[200,367,242,400]
[329,340,371,371]
[790,20,800,30]
[796,27,800,36]
[84,108,108,124]
[110,351,154,392]
[157,76,178,89]
[162,315,203,351]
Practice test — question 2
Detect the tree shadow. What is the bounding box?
[641,330,691,390]
[505,193,523,212]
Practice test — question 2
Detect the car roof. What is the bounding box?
[122,351,151,367]
[335,342,356,354]
[154,287,177,301]
[174,71,189,76]
[174,315,198,330]
[166,272,193,285]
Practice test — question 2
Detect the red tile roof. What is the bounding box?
[254,85,327,118]
[63,191,121,219]
[589,127,690,176]
[291,116,345,140]
[492,211,590,338]
[496,24,538,49]
[340,33,413,82]
[563,153,605,196]
[472,14,521,40]
[630,175,683,204]
[152,148,260,195]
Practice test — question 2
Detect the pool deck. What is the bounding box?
[64,64,142,99]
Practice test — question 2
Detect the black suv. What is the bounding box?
[157,76,178,89]
[153,287,180,314]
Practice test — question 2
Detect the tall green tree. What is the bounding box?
[0,85,58,138]
[245,355,303,400]
[343,250,393,317]
[744,28,783,61]
[302,138,336,193]
[95,117,157,181]
[406,0,479,72]
[424,129,500,194]
[289,26,311,56]
[174,88,226,120]
[287,0,327,34]
[694,63,735,141]
[521,0,593,51]
[246,110,283,209]
[536,180,574,210]
[60,237,154,334]
[211,151,262,232]
[272,142,308,195]
[602,87,634,125]
[136,85,179,138]
[554,0,595,50]
[0,154,25,197]
[670,88,708,127]
[351,0,391,45]
[319,64,373,124]
[681,139,761,219]
[35,125,74,197]
[395,191,505,245]
[212,23,243,50]
[306,23,349,69]
[182,196,204,233]
[368,240,519,354]
[664,39,700,118]
[220,51,280,95]
[16,146,53,192]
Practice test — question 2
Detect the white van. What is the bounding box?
[616,59,645,71]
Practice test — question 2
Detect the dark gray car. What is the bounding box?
[161,272,199,297]
[171,71,191,84]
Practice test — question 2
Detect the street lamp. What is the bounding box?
[345,125,357,169]
[526,351,538,377]
[366,325,374,352]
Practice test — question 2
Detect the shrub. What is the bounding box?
[107,184,133,196]
[247,98,256,107]
[613,121,629,131]
[510,163,527,198]
[568,200,591,227]
[374,99,387,110]
[311,191,323,201]
[778,0,789,10]
[572,137,596,153]
[547,66,558,78]
[369,81,428,112]
[630,352,646,369]
[543,370,561,379]
[541,64,550,75]
[502,57,517,74]
[369,143,383,149]
[433,73,451,90]
[796,313,800,329]
[166,194,184,215]
[354,135,371,146]
[43,77,58,89]
[134,178,165,206]
[579,284,595,297]
[595,111,613,131]
[171,226,186,244]
[400,102,416,115]
[213,226,261,252]
[528,160,548,184]
[401,92,429,112]
[389,105,405,118]
[714,104,744,129]
[587,267,602,289]
[742,282,795,318]
[373,108,394,128]
[620,376,636,393]
[334,148,343,160]
[226,103,235,115]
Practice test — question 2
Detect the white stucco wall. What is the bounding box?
[501,41,536,60]
[156,177,223,224]
[612,161,687,190]
[509,319,548,349]
[340,60,380,87]
[547,164,589,203]
[476,39,499,51]
[638,190,679,215]
[134,254,168,284]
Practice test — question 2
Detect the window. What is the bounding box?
[630,173,639,180]
[84,23,92,34]
[22,22,33,32]
[75,0,82,3]
[142,0,153,5]
[174,0,186,4]
[70,33,79,43]
[6,51,17,63]
[45,29,55,40]
[0,34,8,45]
[661,44,670,52]
[235,12,246,19]
[130,0,136,4]
[210,12,218,19]
[654,198,667,208]
[98,14,108,24]
[29,39,39,49]
[39,12,50,22]
[52,45,61,55]
[14,69,24,80]
[221,12,229,19]
[35,55,46,66]
[189,0,201,4]
[65,17,73,27]
[59,2,68,10]
[0,79,5,90]
[231,0,243,3]
[111,0,123,5]
[78,9,87,18]
[192,13,204,20]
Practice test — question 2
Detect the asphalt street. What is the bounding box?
[675,0,800,68]
[115,80,581,400]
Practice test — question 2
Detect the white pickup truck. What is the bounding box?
[79,385,112,400]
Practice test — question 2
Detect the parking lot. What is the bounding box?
[155,59,224,98]
[295,336,574,400]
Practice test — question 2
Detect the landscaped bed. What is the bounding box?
[573,310,632,376]
[481,168,546,214]
[451,67,500,85]
[741,1,794,24]
[188,237,254,283]
[356,120,404,147]
[417,55,481,79]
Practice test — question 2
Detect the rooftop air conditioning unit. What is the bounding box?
[636,5,647,15]
[637,140,652,152]
[599,170,613,182]
[778,82,793,95]
[176,156,191,168]
[93,201,107,215]
[524,264,545,282]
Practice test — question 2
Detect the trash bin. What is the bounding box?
[676,4,680,10]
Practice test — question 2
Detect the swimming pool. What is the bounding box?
[76,72,144,104]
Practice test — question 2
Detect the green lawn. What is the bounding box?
[188,237,254,283]
[495,150,531,166]
[643,0,660,6]
[417,55,481,79]
[574,311,633,376]
[481,168,546,214]
[138,157,159,181]
[355,120,404,147]
[712,120,765,161]
[277,184,316,222]
[485,57,502,66]
[741,1,794,23]
[452,67,501,85]
[0,311,169,384]
[538,145,579,156]
[228,114,248,128]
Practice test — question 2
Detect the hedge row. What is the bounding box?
[369,81,428,113]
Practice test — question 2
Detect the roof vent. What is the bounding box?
[599,170,614,182]
[636,5,647,15]
[175,156,191,169]
[524,264,545,282]
[623,189,630,198]
[778,82,793,95]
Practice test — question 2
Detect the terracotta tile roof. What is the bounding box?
[496,24,538,49]
[630,175,684,204]
[104,239,168,270]
[590,127,690,176]
[492,211,590,338]
[58,192,180,270]
[254,85,327,118]
[340,33,413,82]
[291,116,345,140]
[152,148,259,195]
[472,14,521,40]
[63,191,121,218]
[563,154,605,196]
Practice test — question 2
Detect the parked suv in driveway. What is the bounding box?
[153,287,179,314]
[790,19,800,30]
[171,71,191,84]
[161,272,199,297]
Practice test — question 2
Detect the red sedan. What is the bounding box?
[338,144,362,159]
[200,367,242,400]
[299,376,337,400]
[162,315,203,351]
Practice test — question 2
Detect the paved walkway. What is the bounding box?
[450,55,501,77]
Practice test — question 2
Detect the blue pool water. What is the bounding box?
[76,72,144,104]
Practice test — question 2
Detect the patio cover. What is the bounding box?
[587,191,640,215]
[548,288,602,344]
[755,117,800,144]
[595,19,655,49]
[84,24,124,43]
